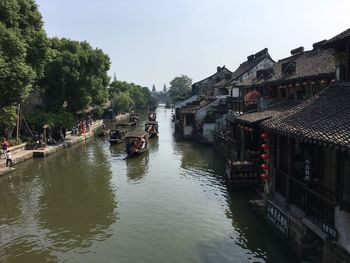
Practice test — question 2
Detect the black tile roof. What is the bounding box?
[180,98,217,114]
[192,66,232,86]
[255,48,336,86]
[261,82,350,151]
[235,101,301,125]
[229,48,273,82]
[323,28,350,48]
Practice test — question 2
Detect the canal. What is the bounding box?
[0,108,297,263]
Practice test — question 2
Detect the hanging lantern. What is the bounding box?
[248,128,254,132]
[261,143,269,150]
[261,163,269,170]
[331,79,336,84]
[320,80,325,84]
[289,84,293,87]
[260,173,269,180]
[244,126,249,131]
[261,153,269,160]
[303,82,307,86]
[261,132,268,140]
[295,83,300,87]
[311,81,316,85]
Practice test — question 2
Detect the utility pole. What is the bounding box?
[16,103,20,140]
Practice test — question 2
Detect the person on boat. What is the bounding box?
[133,139,140,152]
[141,138,146,149]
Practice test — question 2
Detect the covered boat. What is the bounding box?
[129,112,140,123]
[148,112,157,121]
[125,131,149,158]
[145,121,159,138]
[109,128,128,144]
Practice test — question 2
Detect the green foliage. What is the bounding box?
[0,0,48,108]
[168,75,192,103]
[28,110,75,129]
[111,92,134,112]
[109,80,152,109]
[0,106,17,138]
[8,138,22,146]
[39,37,110,113]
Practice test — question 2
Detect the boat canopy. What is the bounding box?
[145,121,158,125]
[116,123,131,127]
[125,131,149,139]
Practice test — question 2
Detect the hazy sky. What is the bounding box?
[36,0,349,91]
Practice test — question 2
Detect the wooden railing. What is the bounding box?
[275,170,288,197]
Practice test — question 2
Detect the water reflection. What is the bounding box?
[109,142,126,160]
[126,150,149,182]
[148,137,159,154]
[38,143,117,252]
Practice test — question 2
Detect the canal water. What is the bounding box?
[0,108,297,263]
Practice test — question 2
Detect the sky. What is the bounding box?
[36,0,350,91]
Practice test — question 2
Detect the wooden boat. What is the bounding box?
[125,131,149,158]
[129,112,140,123]
[148,112,157,121]
[145,121,159,138]
[109,128,128,144]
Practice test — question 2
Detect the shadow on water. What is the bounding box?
[0,142,118,262]
[224,190,298,263]
[125,150,149,183]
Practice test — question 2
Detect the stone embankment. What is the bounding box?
[0,119,105,177]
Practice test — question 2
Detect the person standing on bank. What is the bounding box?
[5,149,12,167]
[2,138,9,158]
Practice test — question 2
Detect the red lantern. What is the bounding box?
[261,153,269,160]
[261,143,269,150]
[248,128,254,132]
[260,173,269,180]
[261,163,269,170]
[261,133,268,140]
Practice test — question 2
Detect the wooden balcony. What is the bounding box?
[226,160,259,187]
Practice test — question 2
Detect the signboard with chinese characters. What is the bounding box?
[321,223,337,240]
[266,201,289,238]
[304,158,311,182]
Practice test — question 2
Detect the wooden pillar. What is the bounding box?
[346,38,350,81]
[286,137,293,204]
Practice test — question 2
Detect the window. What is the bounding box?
[341,156,350,209]
[282,62,296,76]
[185,114,194,126]
[278,136,289,173]
[319,148,337,194]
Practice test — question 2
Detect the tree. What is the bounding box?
[152,84,156,92]
[111,92,134,112]
[168,75,192,103]
[39,38,110,113]
[0,0,48,108]
[163,84,167,92]
[108,80,152,109]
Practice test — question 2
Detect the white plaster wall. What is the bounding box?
[241,57,275,82]
[202,123,216,143]
[335,206,350,253]
[183,126,193,137]
[174,95,198,110]
[231,88,239,97]
[194,100,219,124]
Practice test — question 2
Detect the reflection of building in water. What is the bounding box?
[224,191,297,262]
[126,150,149,182]
[175,141,224,172]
